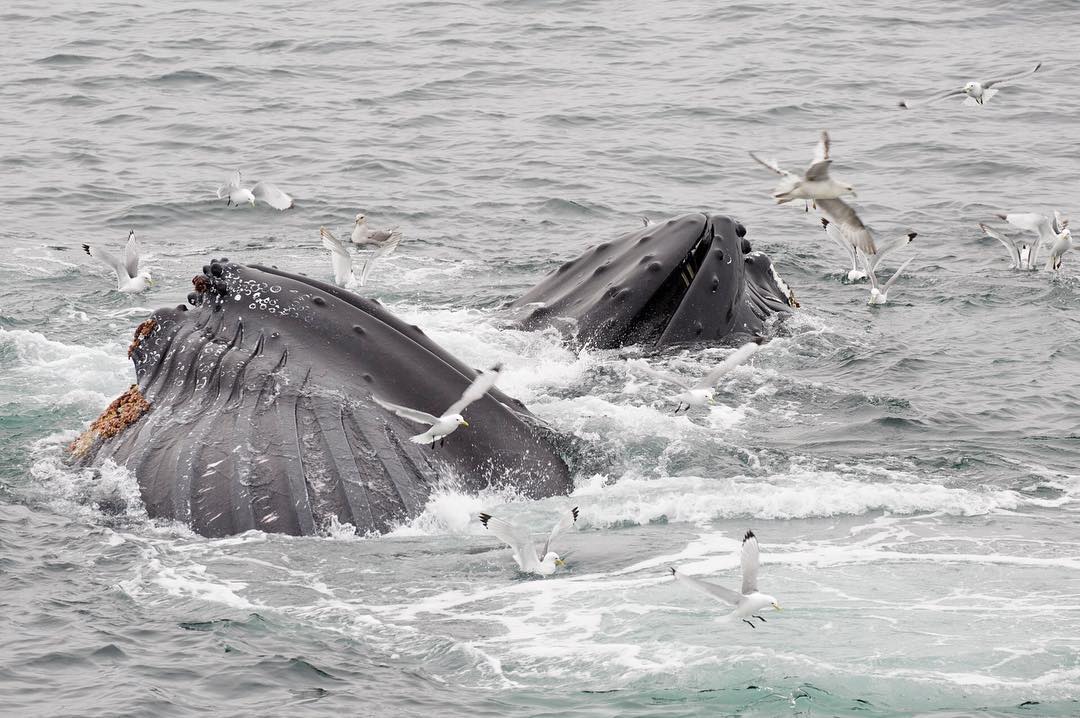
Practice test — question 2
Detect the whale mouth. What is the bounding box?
[621,224,714,345]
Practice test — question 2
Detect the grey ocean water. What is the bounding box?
[2,0,1079,715]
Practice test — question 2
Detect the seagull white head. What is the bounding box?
[962,81,980,97]
[542,551,565,567]
[139,271,153,288]
[355,213,366,224]
[451,413,468,427]
[843,183,857,198]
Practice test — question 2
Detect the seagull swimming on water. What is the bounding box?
[372,363,503,447]
[478,506,578,576]
[350,213,403,285]
[216,170,294,210]
[669,530,781,628]
[81,230,153,293]
[899,63,1042,108]
[821,218,915,282]
[632,338,765,414]
[749,131,857,209]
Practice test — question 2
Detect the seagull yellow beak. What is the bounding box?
[773,603,782,611]
[461,420,469,427]
[554,558,565,566]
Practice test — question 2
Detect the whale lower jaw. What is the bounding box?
[620,225,715,346]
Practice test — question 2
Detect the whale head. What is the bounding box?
[508,213,796,348]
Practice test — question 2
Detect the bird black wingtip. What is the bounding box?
[1033,62,1042,72]
[81,244,91,255]
[908,232,918,240]
[744,529,756,542]
[898,100,909,109]
[571,506,579,521]
[668,566,676,576]
[478,512,491,527]
[820,217,830,228]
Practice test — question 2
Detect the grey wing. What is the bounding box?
[371,395,439,425]
[445,363,503,416]
[370,228,403,255]
[83,243,125,277]
[979,223,1021,266]
[984,62,1041,88]
[822,218,858,263]
[541,506,578,556]
[122,230,140,278]
[803,159,832,182]
[740,530,759,594]
[813,130,830,163]
[671,568,742,605]
[217,170,241,198]
[882,256,915,293]
[320,227,354,285]
[251,181,294,210]
[867,232,916,273]
[860,250,879,290]
[749,152,795,178]
[1053,210,1069,234]
[898,86,965,108]
[479,513,539,571]
[818,198,876,254]
[633,360,691,390]
[695,341,762,389]
[358,253,377,287]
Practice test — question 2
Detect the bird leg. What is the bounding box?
[439,437,445,447]
[742,619,756,628]
[753,615,767,622]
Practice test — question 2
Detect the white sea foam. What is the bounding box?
[0,327,131,407]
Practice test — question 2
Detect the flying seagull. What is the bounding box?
[749,131,856,209]
[372,363,503,447]
[899,63,1042,108]
[478,506,578,576]
[216,170,294,210]
[350,213,403,285]
[319,227,356,287]
[633,338,764,414]
[81,230,153,293]
[821,218,915,281]
[864,255,915,306]
[669,530,781,628]
[981,211,1069,270]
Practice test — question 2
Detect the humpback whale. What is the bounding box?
[507,213,797,348]
[69,260,573,538]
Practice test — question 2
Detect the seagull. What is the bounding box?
[899,63,1042,108]
[371,363,503,447]
[216,170,294,210]
[81,230,153,293]
[478,506,578,576]
[821,218,915,281]
[319,227,356,287]
[749,131,857,209]
[1045,227,1073,272]
[669,530,781,628]
[864,255,915,306]
[350,213,403,285]
[982,211,1069,270]
[632,338,764,414]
